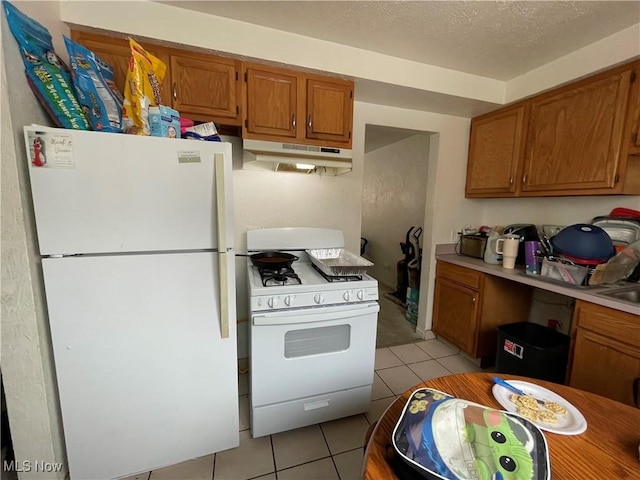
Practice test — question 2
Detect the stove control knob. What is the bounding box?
[357,290,365,301]
[343,291,351,302]
[314,294,324,304]
[284,295,292,307]
[268,297,278,308]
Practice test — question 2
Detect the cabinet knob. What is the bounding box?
[522,173,527,184]
[172,82,177,101]
[472,296,477,303]
[308,115,312,129]
[509,175,514,185]
[292,113,296,130]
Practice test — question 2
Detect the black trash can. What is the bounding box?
[496,322,570,384]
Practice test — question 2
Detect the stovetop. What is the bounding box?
[247,253,378,311]
[256,266,302,287]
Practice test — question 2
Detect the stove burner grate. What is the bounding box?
[259,266,302,287]
[312,264,363,282]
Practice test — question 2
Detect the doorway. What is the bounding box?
[362,124,430,348]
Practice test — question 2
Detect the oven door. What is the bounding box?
[250,302,379,407]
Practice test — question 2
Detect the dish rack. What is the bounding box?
[306,248,373,276]
[540,257,593,287]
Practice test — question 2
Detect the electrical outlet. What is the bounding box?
[450,230,459,242]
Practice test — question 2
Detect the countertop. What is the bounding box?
[435,244,640,316]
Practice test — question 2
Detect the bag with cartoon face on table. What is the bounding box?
[391,388,550,480]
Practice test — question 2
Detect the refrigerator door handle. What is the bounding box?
[215,153,230,339]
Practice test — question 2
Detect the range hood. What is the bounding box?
[242,139,352,176]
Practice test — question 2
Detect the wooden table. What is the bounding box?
[362,373,640,479]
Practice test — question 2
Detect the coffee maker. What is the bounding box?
[503,224,540,265]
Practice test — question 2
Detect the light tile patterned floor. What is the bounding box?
[124,338,487,480]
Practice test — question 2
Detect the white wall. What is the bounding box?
[353,102,476,336]
[59,0,505,106]
[1,2,68,477]
[228,136,363,357]
[472,196,640,232]
[361,133,429,288]
[507,24,640,102]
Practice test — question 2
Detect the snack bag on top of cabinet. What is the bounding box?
[63,36,123,133]
[122,38,167,135]
[3,1,88,130]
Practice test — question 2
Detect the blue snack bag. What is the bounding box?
[64,36,123,132]
[3,1,88,130]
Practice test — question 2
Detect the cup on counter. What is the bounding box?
[525,240,542,274]
[496,234,520,269]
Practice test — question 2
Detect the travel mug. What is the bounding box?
[525,241,541,274]
[496,234,520,269]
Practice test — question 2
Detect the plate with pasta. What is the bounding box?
[492,380,587,435]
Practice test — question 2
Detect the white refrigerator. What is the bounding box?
[24,126,239,480]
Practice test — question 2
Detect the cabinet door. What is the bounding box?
[432,278,479,356]
[171,55,240,123]
[570,329,640,407]
[305,78,353,146]
[244,66,298,138]
[70,32,172,107]
[627,67,640,153]
[466,104,527,197]
[522,69,633,193]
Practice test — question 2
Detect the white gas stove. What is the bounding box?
[246,227,380,437]
[248,252,379,312]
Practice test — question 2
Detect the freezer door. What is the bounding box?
[24,126,234,255]
[42,252,238,480]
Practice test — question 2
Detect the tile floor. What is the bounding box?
[124,338,485,480]
[375,283,423,348]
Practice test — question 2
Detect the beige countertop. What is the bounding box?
[435,244,640,316]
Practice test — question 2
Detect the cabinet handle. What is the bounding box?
[522,173,527,184]
[308,115,312,129]
[172,82,177,101]
[292,113,296,130]
[633,377,639,408]
[509,175,514,185]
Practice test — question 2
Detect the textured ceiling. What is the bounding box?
[159,0,640,80]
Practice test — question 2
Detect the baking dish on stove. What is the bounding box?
[306,248,373,276]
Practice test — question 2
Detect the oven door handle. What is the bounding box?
[253,303,380,326]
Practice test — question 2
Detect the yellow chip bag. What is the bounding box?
[122,38,166,135]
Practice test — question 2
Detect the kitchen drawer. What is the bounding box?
[251,384,371,437]
[436,261,482,290]
[574,300,640,349]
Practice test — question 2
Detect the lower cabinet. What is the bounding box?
[433,278,479,354]
[432,261,532,362]
[569,300,640,407]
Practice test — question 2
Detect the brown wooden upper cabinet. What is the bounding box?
[243,65,299,139]
[243,63,354,148]
[70,31,241,126]
[305,78,353,145]
[627,63,640,155]
[522,68,632,194]
[170,54,240,123]
[466,60,640,197]
[465,104,528,197]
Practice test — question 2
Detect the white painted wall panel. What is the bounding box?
[361,133,429,289]
[1,1,68,477]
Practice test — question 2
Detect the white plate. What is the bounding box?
[492,380,587,435]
